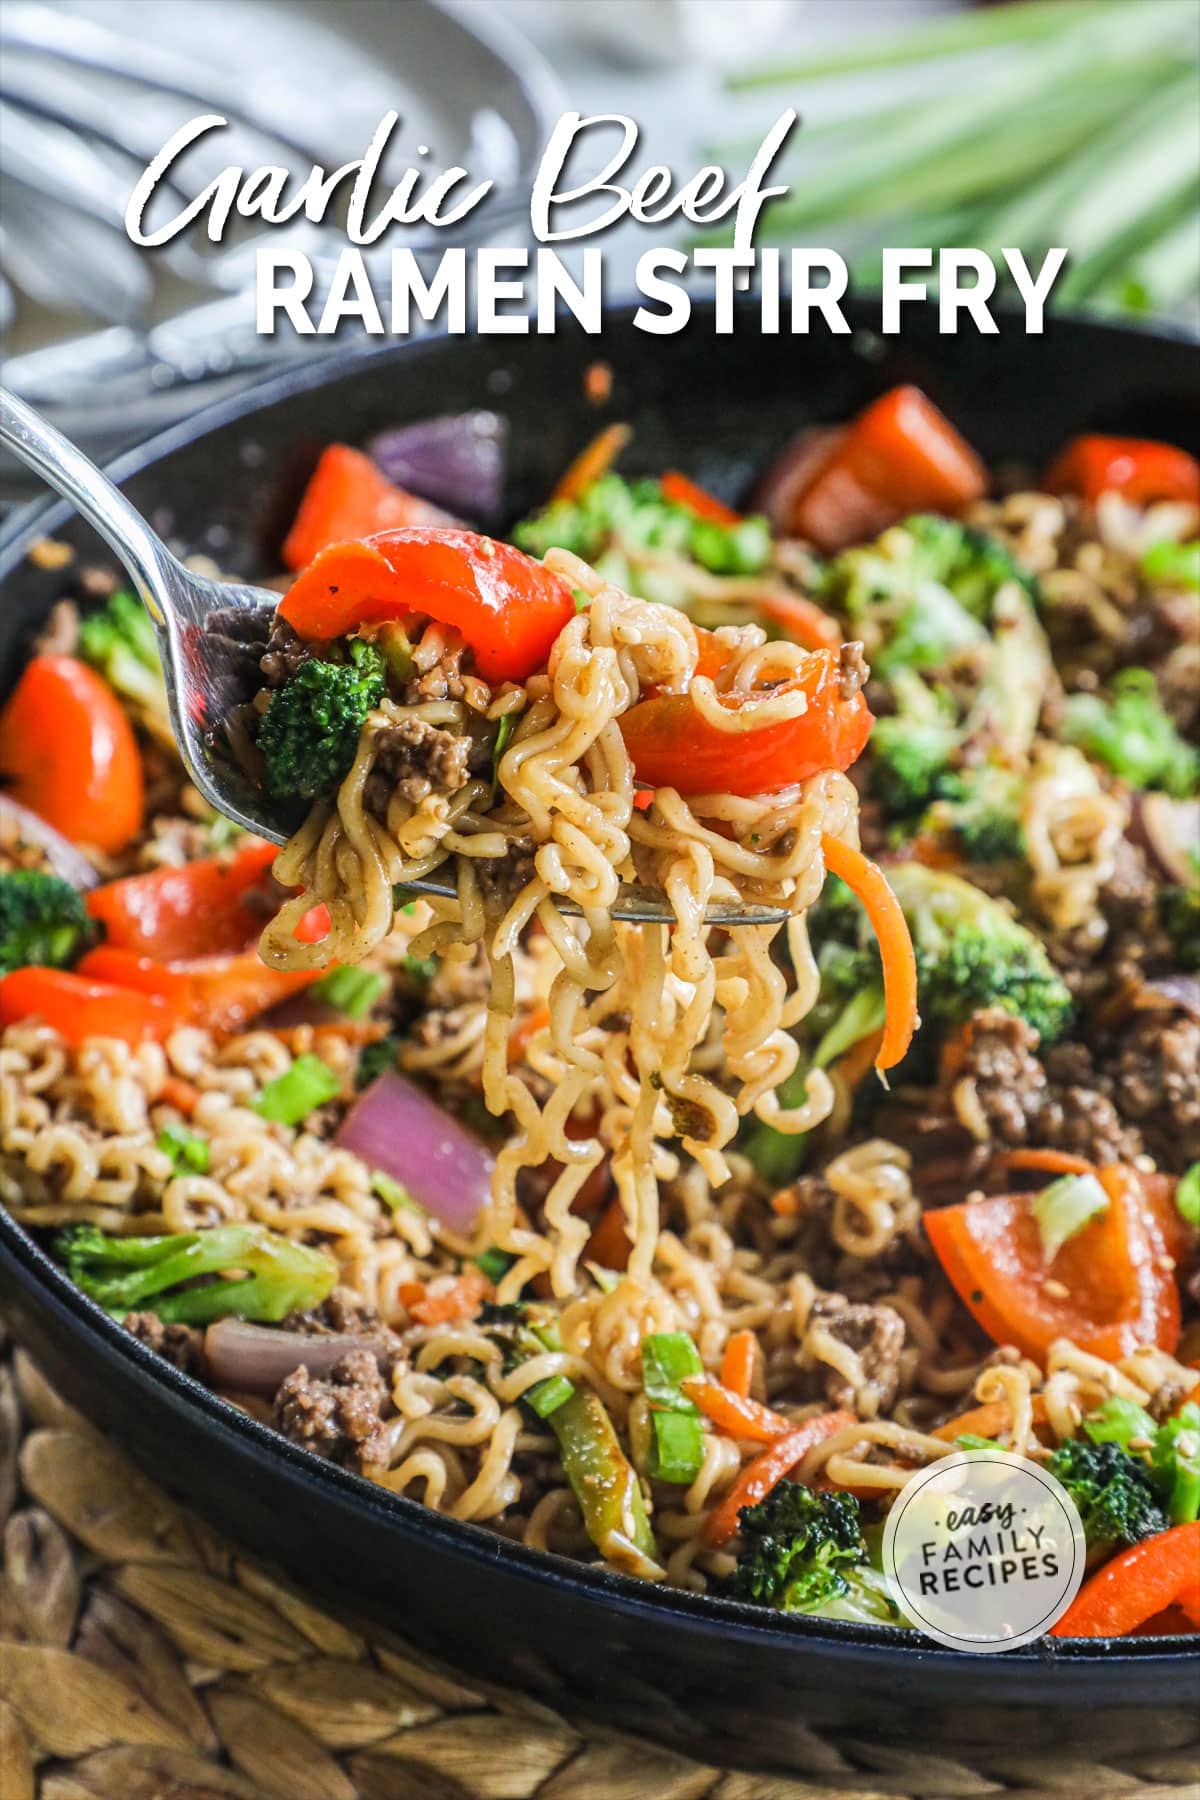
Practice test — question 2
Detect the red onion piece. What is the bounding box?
[0,796,101,889]
[336,1071,493,1235]
[368,412,508,524]
[1131,793,1200,885]
[204,1318,386,1396]
[753,426,843,537]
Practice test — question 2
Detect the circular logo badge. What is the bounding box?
[882,1449,1086,1653]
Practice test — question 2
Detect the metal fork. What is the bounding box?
[0,390,790,928]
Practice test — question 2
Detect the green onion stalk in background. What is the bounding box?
[705,0,1199,322]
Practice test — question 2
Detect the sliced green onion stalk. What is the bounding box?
[1143,541,1200,591]
[526,1373,576,1419]
[474,1245,514,1283]
[156,1122,209,1176]
[1174,1162,1200,1230]
[312,966,388,1019]
[551,1387,659,1571]
[1152,1404,1200,1525]
[1084,1396,1159,1453]
[1031,1171,1109,1264]
[372,1170,425,1216]
[491,710,519,803]
[641,1331,705,1485]
[254,1053,341,1127]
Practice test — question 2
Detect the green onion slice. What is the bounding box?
[1030,1171,1109,1264]
[254,1053,340,1127]
[312,966,388,1019]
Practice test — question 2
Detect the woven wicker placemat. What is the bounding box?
[1,1330,1197,1800]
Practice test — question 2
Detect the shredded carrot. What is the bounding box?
[994,1148,1098,1178]
[704,1410,857,1547]
[719,1332,758,1401]
[756,591,842,653]
[397,1268,491,1326]
[552,423,631,503]
[158,1076,201,1117]
[660,469,742,526]
[931,1393,1050,1443]
[682,1375,793,1444]
[819,836,917,1073]
[508,1004,551,1066]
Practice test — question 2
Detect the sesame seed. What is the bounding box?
[1043,1279,1070,1300]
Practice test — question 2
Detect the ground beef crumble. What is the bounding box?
[1109,1007,1200,1169]
[283,1287,384,1337]
[807,1293,907,1415]
[258,615,313,687]
[951,1009,1143,1166]
[122,1312,206,1378]
[274,1348,391,1472]
[365,716,471,810]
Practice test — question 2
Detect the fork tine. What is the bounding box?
[393,879,789,928]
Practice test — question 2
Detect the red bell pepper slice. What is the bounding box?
[0,967,184,1044]
[76,943,320,1034]
[660,470,742,526]
[182,952,323,1032]
[756,591,843,653]
[282,444,453,571]
[278,527,577,684]
[76,947,196,1011]
[782,386,987,552]
[1044,435,1200,508]
[1050,1523,1200,1637]
[924,1163,1180,1364]
[86,840,281,962]
[618,645,871,797]
[0,656,143,856]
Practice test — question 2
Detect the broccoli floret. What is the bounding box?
[355,1033,401,1090]
[0,870,94,975]
[56,1222,337,1326]
[1063,668,1200,798]
[1045,1437,1168,1556]
[867,671,965,816]
[513,473,771,592]
[891,863,1073,1044]
[819,517,1008,680]
[1159,884,1200,972]
[810,863,1072,1052]
[935,764,1027,863]
[77,590,169,729]
[720,1481,904,1622]
[907,514,1038,614]
[256,636,386,800]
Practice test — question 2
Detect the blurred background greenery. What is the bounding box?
[709,0,1198,319]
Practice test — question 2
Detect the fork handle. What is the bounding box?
[0,385,177,626]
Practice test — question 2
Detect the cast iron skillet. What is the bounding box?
[2,303,1199,1775]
